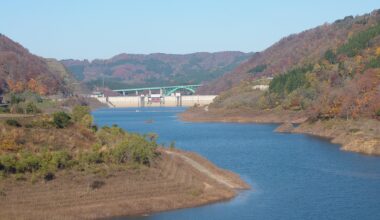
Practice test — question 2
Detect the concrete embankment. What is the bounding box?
[0,149,249,219]
[97,95,216,108]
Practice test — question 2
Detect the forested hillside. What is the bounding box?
[206,9,380,120]
[199,9,380,95]
[0,34,75,95]
[61,51,252,90]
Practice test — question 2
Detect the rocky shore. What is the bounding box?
[180,108,380,156]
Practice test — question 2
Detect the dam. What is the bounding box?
[96,95,216,108]
[93,84,216,108]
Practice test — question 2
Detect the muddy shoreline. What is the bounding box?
[0,149,249,219]
[180,108,380,156]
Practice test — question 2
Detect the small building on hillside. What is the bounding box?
[252,85,269,91]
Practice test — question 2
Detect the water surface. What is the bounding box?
[93,107,380,220]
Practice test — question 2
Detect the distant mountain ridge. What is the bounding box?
[61,51,253,90]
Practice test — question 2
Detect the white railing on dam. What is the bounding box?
[97,95,216,108]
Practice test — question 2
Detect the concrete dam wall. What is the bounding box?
[97,95,216,108]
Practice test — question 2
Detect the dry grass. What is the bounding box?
[0,149,248,219]
[293,118,380,155]
[0,116,95,154]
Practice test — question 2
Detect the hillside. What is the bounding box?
[61,51,252,90]
[0,34,75,95]
[200,9,380,119]
[0,108,248,219]
[183,9,380,155]
[199,9,380,94]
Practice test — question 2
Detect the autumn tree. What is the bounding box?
[376,47,380,57]
[27,79,39,92]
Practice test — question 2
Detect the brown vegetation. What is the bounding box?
[184,10,380,156]
[181,107,380,156]
[293,119,380,155]
[0,34,76,95]
[0,106,248,219]
[0,149,248,219]
[199,9,380,94]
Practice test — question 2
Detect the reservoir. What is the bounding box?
[93,107,380,220]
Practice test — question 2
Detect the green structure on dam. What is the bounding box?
[113,84,202,96]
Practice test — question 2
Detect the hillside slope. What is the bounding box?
[199,9,380,94]
[206,9,380,119]
[183,9,380,156]
[61,51,252,90]
[0,34,75,95]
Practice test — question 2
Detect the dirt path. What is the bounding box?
[164,150,242,189]
[0,113,34,118]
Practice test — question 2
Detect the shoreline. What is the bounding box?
[0,148,249,219]
[180,108,380,156]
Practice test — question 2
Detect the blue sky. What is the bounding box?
[1,0,379,60]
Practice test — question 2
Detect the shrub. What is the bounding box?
[0,149,74,177]
[249,64,267,74]
[25,102,40,114]
[5,119,22,127]
[110,134,157,165]
[81,151,104,164]
[109,143,129,164]
[0,154,17,173]
[0,107,10,113]
[9,94,25,104]
[91,125,98,132]
[72,105,91,122]
[367,57,380,69]
[10,104,25,114]
[44,172,55,181]
[80,114,93,128]
[15,153,41,173]
[50,151,71,169]
[53,112,71,128]
[89,180,105,190]
[97,126,125,145]
[128,134,157,165]
[324,49,337,64]
[28,117,55,129]
[376,109,380,117]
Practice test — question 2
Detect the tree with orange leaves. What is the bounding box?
[14,81,25,93]
[27,78,39,92]
[37,84,48,95]
[376,47,380,57]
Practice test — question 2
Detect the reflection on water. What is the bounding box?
[93,107,380,220]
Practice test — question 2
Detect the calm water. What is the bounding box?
[93,107,380,220]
